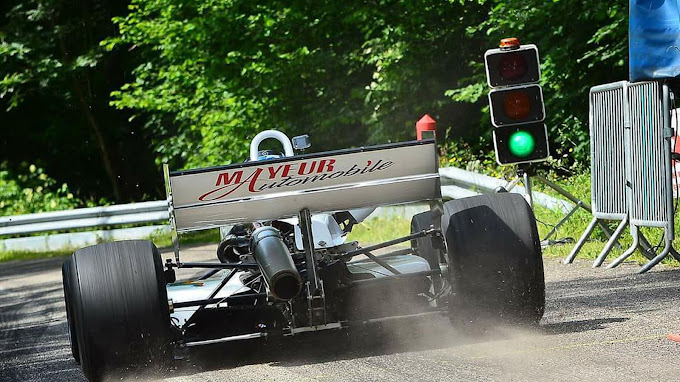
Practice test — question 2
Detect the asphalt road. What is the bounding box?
[1,244,680,382]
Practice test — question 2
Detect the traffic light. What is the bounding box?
[485,38,549,165]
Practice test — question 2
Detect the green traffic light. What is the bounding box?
[508,130,535,158]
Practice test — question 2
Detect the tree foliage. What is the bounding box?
[107,0,486,168]
[450,0,627,167]
[0,0,158,202]
[1,0,629,206]
[0,162,90,215]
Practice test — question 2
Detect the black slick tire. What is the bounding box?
[410,211,441,271]
[442,193,545,326]
[68,240,171,381]
[61,258,80,364]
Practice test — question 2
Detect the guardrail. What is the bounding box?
[0,166,573,253]
[0,200,169,236]
[439,167,572,213]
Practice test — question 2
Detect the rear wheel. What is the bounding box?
[61,259,79,364]
[68,240,172,381]
[442,193,545,326]
[410,211,441,271]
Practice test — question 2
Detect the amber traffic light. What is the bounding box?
[489,84,545,126]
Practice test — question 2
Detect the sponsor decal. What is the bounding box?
[198,158,394,202]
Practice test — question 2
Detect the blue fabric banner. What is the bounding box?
[630,0,680,81]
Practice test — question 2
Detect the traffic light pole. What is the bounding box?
[482,38,631,249]
[518,166,533,208]
[500,165,535,209]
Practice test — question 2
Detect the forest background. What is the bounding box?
[0,0,628,212]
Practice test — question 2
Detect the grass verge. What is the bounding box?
[0,249,73,263]
[346,177,679,269]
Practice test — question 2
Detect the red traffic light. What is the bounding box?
[499,53,527,81]
[485,45,541,87]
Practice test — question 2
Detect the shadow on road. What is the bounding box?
[541,317,628,334]
[545,266,680,313]
[0,279,86,382]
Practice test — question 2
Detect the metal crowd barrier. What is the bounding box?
[566,81,680,273]
[565,82,630,266]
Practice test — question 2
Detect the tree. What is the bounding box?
[108,0,486,168]
[1,0,631,210]
[0,0,157,201]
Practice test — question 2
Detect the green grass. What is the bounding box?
[536,206,680,267]
[347,216,410,246]
[345,173,680,269]
[151,228,221,250]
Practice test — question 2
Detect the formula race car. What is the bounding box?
[61,130,545,381]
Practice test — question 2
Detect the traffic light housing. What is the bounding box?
[485,45,541,87]
[485,38,549,165]
[493,123,549,164]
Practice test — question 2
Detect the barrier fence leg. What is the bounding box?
[638,244,670,273]
[597,222,620,247]
[593,216,628,268]
[638,234,661,260]
[606,226,640,269]
[534,175,620,247]
[637,226,676,273]
[543,202,582,241]
[564,217,598,264]
[670,246,680,262]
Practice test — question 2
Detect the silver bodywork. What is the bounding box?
[165,142,440,233]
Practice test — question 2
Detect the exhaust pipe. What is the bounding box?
[250,226,302,300]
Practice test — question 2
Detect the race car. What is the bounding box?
[61,130,545,381]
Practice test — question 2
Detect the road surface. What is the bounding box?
[1,244,679,382]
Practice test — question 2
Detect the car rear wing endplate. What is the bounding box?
[164,139,440,233]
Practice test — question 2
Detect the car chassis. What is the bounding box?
[62,130,545,382]
[163,132,446,344]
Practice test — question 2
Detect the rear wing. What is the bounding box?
[164,139,440,233]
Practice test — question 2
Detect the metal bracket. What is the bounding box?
[664,128,674,138]
[163,164,181,264]
[298,208,327,326]
[306,280,327,326]
[299,208,320,295]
